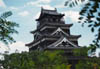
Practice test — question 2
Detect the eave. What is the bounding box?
[46,47,81,50]
[25,35,60,47]
[31,23,73,34]
[36,13,65,21]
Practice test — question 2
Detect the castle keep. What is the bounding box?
[26,8,81,52]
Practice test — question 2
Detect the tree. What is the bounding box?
[2,52,35,69]
[0,11,19,44]
[73,47,89,56]
[1,51,68,69]
[76,57,100,69]
[73,44,99,57]
[65,0,85,7]
[65,0,100,49]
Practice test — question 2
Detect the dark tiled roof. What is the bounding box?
[46,47,81,50]
[42,9,58,15]
[31,23,73,34]
[26,34,81,46]
[25,35,60,46]
[36,8,64,21]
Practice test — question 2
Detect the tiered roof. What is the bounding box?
[36,8,64,21]
[26,8,81,51]
[31,23,73,34]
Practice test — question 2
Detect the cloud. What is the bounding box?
[27,1,38,6]
[18,11,30,17]
[26,0,54,10]
[63,11,80,22]
[55,5,65,9]
[96,48,100,57]
[0,41,28,59]
[34,5,55,19]
[9,41,29,53]
[40,0,51,3]
[26,0,51,6]
[34,12,41,19]
[38,4,54,10]
[0,0,6,8]
[9,6,19,10]
[0,42,9,53]
[0,41,29,54]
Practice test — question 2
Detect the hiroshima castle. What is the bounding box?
[26,8,81,52]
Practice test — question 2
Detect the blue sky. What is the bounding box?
[0,0,99,56]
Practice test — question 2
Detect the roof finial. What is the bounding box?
[41,7,43,12]
[55,8,57,11]
[41,7,43,10]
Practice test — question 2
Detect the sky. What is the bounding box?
[0,0,100,56]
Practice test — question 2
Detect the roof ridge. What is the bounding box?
[41,7,57,12]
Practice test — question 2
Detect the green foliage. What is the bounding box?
[65,0,85,7]
[76,60,93,69]
[0,11,19,44]
[66,65,71,69]
[73,44,98,57]
[76,57,100,69]
[73,47,89,56]
[1,11,12,19]
[1,53,34,69]
[1,49,100,69]
[65,0,100,50]
[78,0,100,47]
[1,51,68,69]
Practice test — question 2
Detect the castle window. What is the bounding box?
[53,18,56,22]
[45,18,48,21]
[56,19,59,22]
[50,19,53,22]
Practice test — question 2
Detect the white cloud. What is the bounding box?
[0,41,29,59]
[40,0,51,3]
[0,41,29,54]
[38,4,54,10]
[27,1,38,6]
[0,42,9,53]
[55,5,65,9]
[0,0,6,8]
[34,12,41,19]
[63,11,80,22]
[26,0,53,10]
[18,11,30,17]
[26,0,51,6]
[34,5,55,19]
[9,41,29,53]
[96,48,100,57]
[9,6,19,10]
